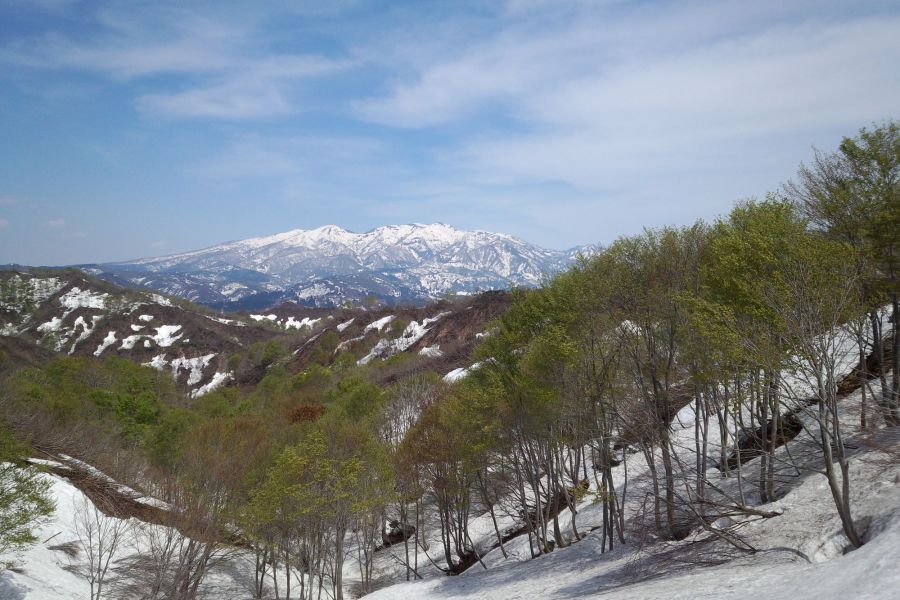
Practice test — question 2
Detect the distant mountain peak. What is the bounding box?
[86,224,594,310]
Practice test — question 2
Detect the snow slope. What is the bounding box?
[367,388,900,600]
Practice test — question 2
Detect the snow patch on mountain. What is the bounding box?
[152,325,183,347]
[37,317,63,333]
[60,287,108,312]
[191,371,232,398]
[0,275,65,312]
[364,315,395,333]
[171,354,216,386]
[93,331,117,356]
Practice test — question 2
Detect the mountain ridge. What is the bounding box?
[80,223,596,310]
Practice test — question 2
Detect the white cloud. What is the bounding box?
[137,55,349,119]
[453,14,900,190]
[43,218,65,227]
[1,5,353,119]
[138,82,293,119]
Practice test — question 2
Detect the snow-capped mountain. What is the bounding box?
[82,224,595,309]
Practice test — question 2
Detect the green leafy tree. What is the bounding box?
[787,120,900,425]
[0,428,55,570]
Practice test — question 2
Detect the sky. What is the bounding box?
[0,0,898,265]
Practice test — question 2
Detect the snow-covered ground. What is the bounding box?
[367,385,900,600]
[0,464,257,600]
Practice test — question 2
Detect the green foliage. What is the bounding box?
[390,318,408,336]
[326,373,384,422]
[790,121,899,302]
[2,356,189,471]
[0,428,54,570]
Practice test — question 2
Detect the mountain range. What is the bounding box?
[79,223,594,309]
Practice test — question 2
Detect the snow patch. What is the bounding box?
[143,354,168,370]
[191,371,232,398]
[285,316,321,330]
[358,339,392,365]
[152,325,183,347]
[119,334,142,350]
[37,316,63,333]
[250,313,278,322]
[93,331,117,356]
[59,287,108,311]
[150,293,173,307]
[68,315,101,354]
[171,354,216,386]
[444,361,484,383]
[364,315,395,333]
[205,315,246,327]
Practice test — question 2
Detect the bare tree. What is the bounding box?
[72,495,130,600]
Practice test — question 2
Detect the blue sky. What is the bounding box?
[0,0,898,265]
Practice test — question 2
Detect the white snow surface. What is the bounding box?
[143,354,168,370]
[92,331,117,356]
[190,371,232,398]
[118,223,589,302]
[250,313,278,322]
[150,293,173,307]
[68,315,101,355]
[59,287,108,312]
[170,354,216,386]
[0,466,252,599]
[336,318,355,332]
[152,324,183,347]
[284,316,320,330]
[119,334,142,350]
[364,315,396,333]
[419,344,443,358]
[36,317,63,333]
[205,315,246,327]
[443,360,484,382]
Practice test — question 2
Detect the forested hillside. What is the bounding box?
[0,123,898,599]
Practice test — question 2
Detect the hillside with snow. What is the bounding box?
[79,224,594,309]
[0,268,512,397]
[3,380,898,600]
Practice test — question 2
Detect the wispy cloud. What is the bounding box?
[137,55,350,119]
[1,5,354,119]
[43,218,66,227]
[1,11,240,78]
[0,195,17,206]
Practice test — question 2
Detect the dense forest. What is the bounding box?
[1,122,897,599]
